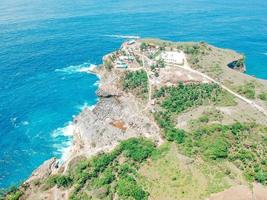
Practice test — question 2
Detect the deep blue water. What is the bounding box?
[1,0,267,189]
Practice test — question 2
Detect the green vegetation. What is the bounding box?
[179,121,267,184]
[45,175,73,189]
[154,83,222,114]
[139,143,232,200]
[236,81,256,99]
[1,187,23,200]
[235,58,245,69]
[123,70,148,98]
[117,176,148,200]
[176,43,209,69]
[203,137,229,159]
[153,83,267,185]
[140,42,148,51]
[259,92,267,101]
[40,138,156,200]
[120,138,155,162]
[180,43,207,56]
[154,83,225,145]
[5,191,22,200]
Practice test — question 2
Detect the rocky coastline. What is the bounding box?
[8,39,267,200]
[25,51,163,185]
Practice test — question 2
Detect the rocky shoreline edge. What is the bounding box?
[25,53,162,184]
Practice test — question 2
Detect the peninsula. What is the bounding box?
[4,39,267,200]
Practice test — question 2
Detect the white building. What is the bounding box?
[119,55,134,61]
[115,61,128,68]
[160,51,185,65]
[127,40,136,45]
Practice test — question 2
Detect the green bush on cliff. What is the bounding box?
[93,168,116,187]
[123,70,148,98]
[5,191,22,200]
[258,92,267,101]
[203,137,229,159]
[120,138,156,162]
[158,83,221,114]
[165,128,185,144]
[45,174,73,189]
[154,83,223,146]
[117,176,148,200]
[66,138,155,199]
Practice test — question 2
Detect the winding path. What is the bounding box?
[137,50,267,117]
[175,59,267,117]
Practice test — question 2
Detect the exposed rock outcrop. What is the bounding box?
[26,158,58,183]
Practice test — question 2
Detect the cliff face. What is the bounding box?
[5,39,267,200]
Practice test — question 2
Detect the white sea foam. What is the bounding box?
[77,102,97,111]
[55,62,97,74]
[21,121,29,126]
[93,80,100,86]
[51,122,75,138]
[105,34,140,39]
[51,122,75,161]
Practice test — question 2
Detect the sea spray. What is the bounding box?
[55,62,97,74]
[51,122,75,162]
[52,62,100,162]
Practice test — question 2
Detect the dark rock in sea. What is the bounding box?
[227,59,246,73]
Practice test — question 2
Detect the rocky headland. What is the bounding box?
[4,39,267,200]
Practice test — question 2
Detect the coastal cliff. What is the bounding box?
[4,39,267,200]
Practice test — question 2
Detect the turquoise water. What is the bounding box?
[0,0,267,189]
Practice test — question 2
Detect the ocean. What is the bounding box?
[0,0,267,189]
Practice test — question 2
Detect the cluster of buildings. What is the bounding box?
[114,39,186,69]
[115,55,134,68]
[115,40,136,69]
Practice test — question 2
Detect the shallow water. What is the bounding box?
[0,0,267,189]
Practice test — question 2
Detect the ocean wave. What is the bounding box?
[104,34,140,39]
[93,80,100,86]
[51,122,74,161]
[77,102,97,111]
[51,122,75,138]
[263,52,267,56]
[55,62,97,74]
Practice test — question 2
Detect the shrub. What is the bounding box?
[161,83,221,114]
[258,93,267,101]
[92,152,118,173]
[94,169,115,187]
[199,115,209,123]
[204,137,229,159]
[56,175,73,188]
[140,42,148,51]
[230,122,248,135]
[255,171,267,184]
[118,164,136,177]
[46,175,73,188]
[5,191,22,200]
[117,176,148,200]
[123,70,148,97]
[120,138,155,162]
[165,128,185,144]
